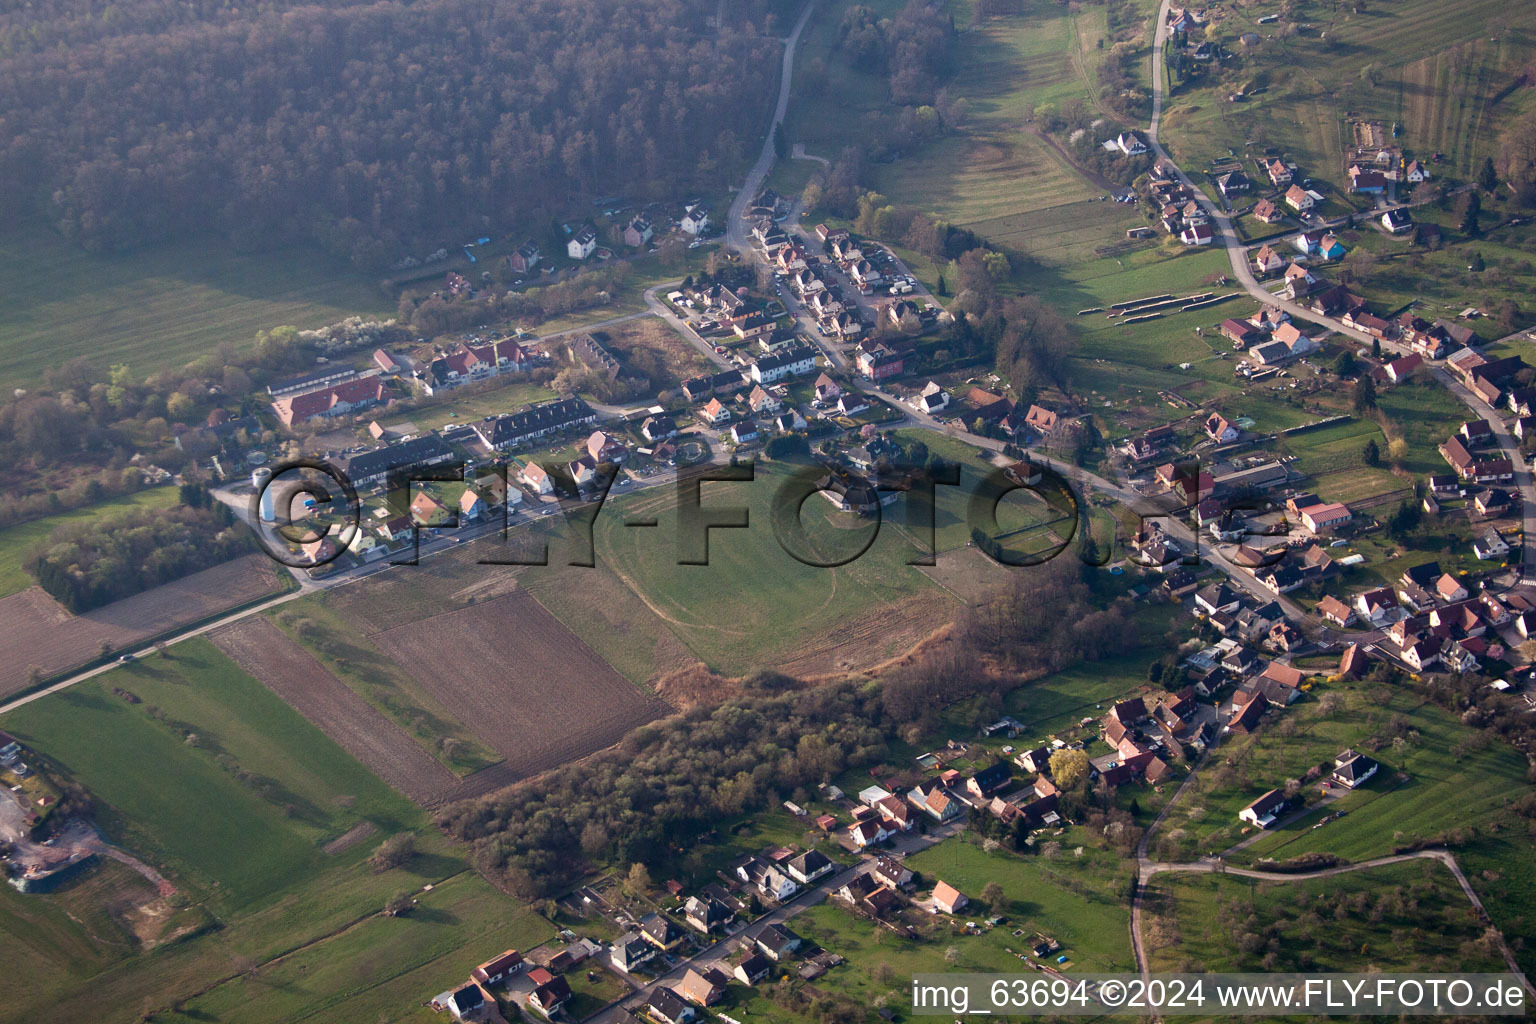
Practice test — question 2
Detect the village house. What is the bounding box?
[786,849,834,885]
[567,225,597,260]
[684,895,735,933]
[1331,749,1379,789]
[680,202,711,236]
[639,912,687,952]
[647,988,696,1024]
[611,932,657,973]
[1239,789,1287,828]
[907,781,963,822]
[754,924,803,962]
[1252,197,1285,223]
[1267,159,1294,186]
[1252,244,1283,275]
[1115,130,1149,156]
[624,213,654,247]
[1204,413,1239,443]
[528,969,572,1018]
[965,761,1013,800]
[931,880,969,915]
[1284,184,1314,212]
[677,968,727,1007]
[734,953,773,986]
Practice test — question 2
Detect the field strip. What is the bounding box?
[210,618,464,807]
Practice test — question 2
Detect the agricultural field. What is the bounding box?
[1157,0,1536,181]
[0,226,389,392]
[153,871,553,1024]
[0,639,552,1024]
[0,485,182,599]
[0,554,291,698]
[211,617,469,806]
[263,598,503,778]
[1143,860,1506,973]
[0,638,418,910]
[787,0,1145,264]
[364,591,670,781]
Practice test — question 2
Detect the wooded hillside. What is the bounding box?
[0,0,787,265]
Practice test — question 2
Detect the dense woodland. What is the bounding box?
[0,0,791,265]
[438,562,1141,896]
[27,494,250,612]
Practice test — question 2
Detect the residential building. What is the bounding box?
[567,225,597,260]
[932,880,968,914]
[472,397,598,450]
[1239,789,1287,828]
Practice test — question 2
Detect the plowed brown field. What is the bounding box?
[0,555,286,697]
[367,592,671,781]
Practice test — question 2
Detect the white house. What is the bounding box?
[916,381,949,414]
[681,202,711,236]
[1115,131,1149,156]
[520,462,554,495]
[1239,789,1286,828]
[567,226,597,260]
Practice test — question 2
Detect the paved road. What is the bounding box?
[723,2,817,259]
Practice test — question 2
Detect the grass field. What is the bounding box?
[0,226,390,391]
[584,458,961,675]
[156,871,553,1024]
[1347,207,1536,342]
[0,485,181,598]
[0,640,537,1024]
[1153,681,1529,866]
[0,639,419,910]
[1145,860,1506,973]
[1158,0,1536,181]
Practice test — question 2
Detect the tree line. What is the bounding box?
[0,0,789,266]
[28,499,250,612]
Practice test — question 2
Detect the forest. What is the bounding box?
[0,0,791,266]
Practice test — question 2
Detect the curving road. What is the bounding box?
[724,2,817,260]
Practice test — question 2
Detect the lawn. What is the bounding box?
[0,639,420,910]
[1144,859,1506,973]
[395,376,561,434]
[0,485,182,598]
[0,226,390,391]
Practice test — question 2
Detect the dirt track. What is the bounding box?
[210,617,465,806]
